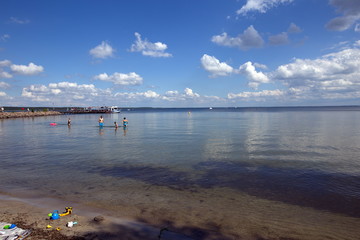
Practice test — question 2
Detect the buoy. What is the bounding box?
[50,123,57,126]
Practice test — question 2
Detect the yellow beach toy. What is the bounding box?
[59,207,72,217]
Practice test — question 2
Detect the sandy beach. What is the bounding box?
[0,193,169,240]
[0,111,62,119]
[2,185,360,240]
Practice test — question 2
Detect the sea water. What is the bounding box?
[1,107,360,238]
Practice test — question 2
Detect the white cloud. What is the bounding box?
[263,46,360,101]
[200,54,234,77]
[211,25,264,50]
[326,0,360,31]
[0,60,11,67]
[0,81,10,88]
[115,90,160,99]
[201,55,269,88]
[9,17,30,24]
[225,41,360,103]
[0,70,12,79]
[0,91,7,97]
[272,48,360,86]
[184,88,200,98]
[130,32,172,58]
[10,62,44,75]
[228,89,284,99]
[288,23,302,33]
[94,72,143,86]
[268,32,289,45]
[355,23,360,32]
[22,82,107,104]
[89,41,115,59]
[237,0,293,15]
[239,61,270,89]
[0,34,10,42]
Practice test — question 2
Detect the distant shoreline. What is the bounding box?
[0,111,62,119]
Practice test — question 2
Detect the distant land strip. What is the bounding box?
[0,111,62,119]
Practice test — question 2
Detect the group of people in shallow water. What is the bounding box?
[65,116,128,129]
[98,115,128,129]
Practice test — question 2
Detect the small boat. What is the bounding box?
[109,106,121,113]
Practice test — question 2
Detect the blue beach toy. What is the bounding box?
[3,224,16,229]
[50,210,60,220]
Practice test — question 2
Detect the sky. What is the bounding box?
[1,0,360,107]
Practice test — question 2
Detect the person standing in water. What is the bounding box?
[67,118,71,126]
[122,117,128,127]
[114,121,118,129]
[98,115,104,127]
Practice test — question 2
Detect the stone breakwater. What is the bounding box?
[0,111,62,119]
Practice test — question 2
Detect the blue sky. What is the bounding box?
[1,0,360,107]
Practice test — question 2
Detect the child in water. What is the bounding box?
[98,115,104,127]
[114,121,118,129]
[122,117,128,127]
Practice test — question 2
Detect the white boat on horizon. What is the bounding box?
[109,106,121,113]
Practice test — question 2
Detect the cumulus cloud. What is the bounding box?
[272,48,360,87]
[114,90,160,100]
[239,62,270,89]
[89,41,115,59]
[0,70,12,79]
[0,81,10,88]
[355,23,360,32]
[0,60,12,78]
[1,34,10,42]
[326,0,360,31]
[288,23,302,33]
[200,54,234,77]
[237,0,293,15]
[22,82,105,103]
[20,80,222,106]
[201,54,269,89]
[211,25,264,50]
[0,60,11,67]
[94,72,143,86]
[263,45,360,101]
[228,89,284,100]
[221,41,360,103]
[130,32,172,58]
[10,62,44,75]
[268,32,289,45]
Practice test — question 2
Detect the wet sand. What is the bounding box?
[0,111,62,119]
[1,183,360,240]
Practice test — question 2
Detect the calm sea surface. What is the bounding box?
[1,107,360,238]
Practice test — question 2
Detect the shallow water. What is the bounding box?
[1,108,360,238]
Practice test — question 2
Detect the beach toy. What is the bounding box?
[3,224,16,229]
[56,227,61,231]
[59,207,72,216]
[66,221,78,228]
[46,225,52,229]
[50,123,57,126]
[50,210,60,220]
